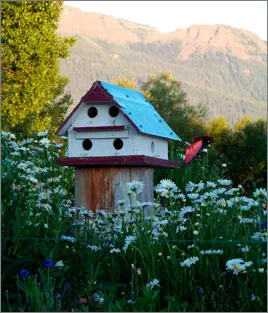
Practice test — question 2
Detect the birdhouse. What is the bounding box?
[56,81,181,213]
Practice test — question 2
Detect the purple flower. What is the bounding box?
[127,299,136,305]
[259,221,267,229]
[55,291,62,300]
[44,259,54,268]
[65,282,71,289]
[20,270,30,277]
[196,286,203,294]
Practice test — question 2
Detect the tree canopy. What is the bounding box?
[208,117,267,190]
[113,77,138,90]
[141,72,209,142]
[1,1,75,136]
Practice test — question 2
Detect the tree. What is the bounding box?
[141,72,208,142]
[211,118,267,190]
[206,117,230,138]
[234,116,250,131]
[114,77,138,90]
[205,116,230,150]
[1,1,76,136]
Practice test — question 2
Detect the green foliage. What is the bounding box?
[141,72,208,142]
[154,142,222,190]
[1,1,75,136]
[208,118,267,192]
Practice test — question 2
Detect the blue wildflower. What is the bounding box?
[259,221,267,229]
[196,286,203,294]
[55,291,62,300]
[65,282,71,289]
[20,269,30,277]
[44,259,54,268]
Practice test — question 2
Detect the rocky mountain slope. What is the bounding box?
[59,5,267,123]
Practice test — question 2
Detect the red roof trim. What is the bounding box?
[73,126,127,132]
[56,155,179,169]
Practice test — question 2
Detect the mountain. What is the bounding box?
[59,5,267,124]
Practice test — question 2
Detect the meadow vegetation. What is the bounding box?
[1,132,267,312]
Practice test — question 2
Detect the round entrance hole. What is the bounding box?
[82,139,92,151]
[113,138,123,150]
[88,107,98,118]
[109,105,119,118]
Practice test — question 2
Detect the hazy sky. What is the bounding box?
[66,1,267,41]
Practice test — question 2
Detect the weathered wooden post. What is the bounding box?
[56,81,181,213]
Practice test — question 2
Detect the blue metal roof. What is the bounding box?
[100,81,182,141]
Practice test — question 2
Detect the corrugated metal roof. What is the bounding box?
[100,81,181,141]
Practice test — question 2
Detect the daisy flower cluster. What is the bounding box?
[180,257,199,267]
[155,179,179,198]
[225,258,253,275]
[1,131,74,233]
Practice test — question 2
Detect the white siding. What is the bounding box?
[134,135,168,159]
[72,102,129,128]
[68,103,168,159]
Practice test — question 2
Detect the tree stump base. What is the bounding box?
[74,167,154,213]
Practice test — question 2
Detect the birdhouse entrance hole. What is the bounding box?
[88,107,98,118]
[113,138,123,150]
[82,139,92,150]
[109,106,120,117]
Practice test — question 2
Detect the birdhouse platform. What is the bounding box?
[56,81,180,213]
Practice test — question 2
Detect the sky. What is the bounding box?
[66,1,267,41]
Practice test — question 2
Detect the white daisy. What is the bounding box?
[37,130,49,137]
[180,256,199,267]
[146,279,160,290]
[127,181,144,194]
[159,179,178,192]
[217,179,232,186]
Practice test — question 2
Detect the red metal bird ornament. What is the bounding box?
[184,136,213,165]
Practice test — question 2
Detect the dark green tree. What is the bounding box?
[1,1,76,136]
[141,72,209,142]
[213,118,267,190]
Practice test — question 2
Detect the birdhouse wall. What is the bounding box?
[72,102,129,128]
[67,102,168,159]
[133,135,168,159]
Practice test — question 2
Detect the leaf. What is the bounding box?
[51,270,64,279]
[152,290,160,300]
[94,281,125,291]
[16,280,27,293]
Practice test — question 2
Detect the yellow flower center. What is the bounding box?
[234,265,239,270]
